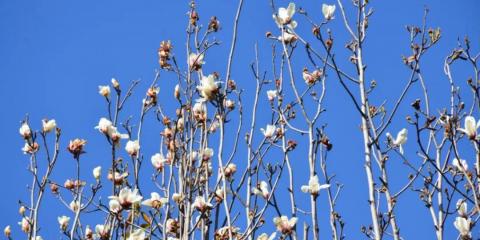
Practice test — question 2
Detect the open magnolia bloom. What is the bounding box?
[192,195,213,212]
[57,215,70,231]
[452,158,469,172]
[301,175,330,196]
[277,31,297,44]
[386,128,407,154]
[261,124,277,138]
[109,199,122,213]
[322,4,336,20]
[151,153,168,171]
[257,232,277,240]
[19,122,31,138]
[197,74,220,100]
[273,2,297,29]
[266,90,278,101]
[142,192,168,209]
[42,119,56,133]
[454,216,471,238]
[125,140,140,156]
[95,118,128,142]
[95,224,110,239]
[98,85,111,98]
[126,228,146,240]
[253,181,270,199]
[109,187,143,209]
[188,53,205,70]
[273,216,298,235]
[458,115,480,140]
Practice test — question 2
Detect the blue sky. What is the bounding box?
[0,0,479,239]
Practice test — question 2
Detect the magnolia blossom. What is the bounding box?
[95,118,128,142]
[109,199,122,213]
[267,90,278,101]
[188,53,205,70]
[277,31,297,44]
[111,78,120,88]
[108,171,128,185]
[95,224,110,239]
[127,228,145,240]
[22,142,39,154]
[109,187,143,208]
[172,193,184,204]
[197,74,220,100]
[322,4,336,20]
[95,118,113,133]
[301,175,330,195]
[42,119,56,133]
[57,215,70,231]
[166,218,179,234]
[85,225,93,239]
[93,166,101,180]
[151,153,167,171]
[253,181,270,199]
[302,68,322,85]
[458,116,480,139]
[18,217,30,233]
[98,85,111,97]
[4,225,11,238]
[456,199,467,217]
[19,122,31,138]
[125,140,140,156]
[273,2,297,29]
[142,192,168,209]
[225,99,235,109]
[192,195,213,212]
[174,84,180,99]
[257,233,277,240]
[201,147,214,161]
[454,216,471,237]
[224,163,237,178]
[273,216,297,235]
[261,125,277,138]
[69,200,82,212]
[453,158,469,171]
[386,128,407,154]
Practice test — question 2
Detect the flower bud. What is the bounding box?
[174,84,180,99]
[4,225,11,238]
[93,166,102,180]
[111,78,120,89]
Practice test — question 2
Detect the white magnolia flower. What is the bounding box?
[35,236,43,240]
[95,118,113,133]
[57,215,70,231]
[125,140,140,156]
[4,225,11,238]
[453,158,469,171]
[387,128,407,154]
[277,31,297,44]
[111,78,120,88]
[192,195,213,212]
[151,153,167,171]
[253,181,270,199]
[454,216,471,237]
[98,85,111,97]
[456,199,468,217]
[109,187,143,208]
[127,228,145,240]
[107,126,129,142]
[197,74,220,100]
[174,84,181,99]
[172,193,184,204]
[273,2,297,29]
[95,224,110,239]
[142,192,168,209]
[322,4,336,20]
[93,166,101,180]
[257,232,277,240]
[85,225,93,239]
[225,99,235,109]
[273,216,297,234]
[267,90,278,101]
[109,199,122,213]
[108,171,128,185]
[458,116,480,139]
[301,175,330,195]
[19,122,31,138]
[18,216,30,233]
[261,125,277,138]
[188,53,205,70]
[69,200,82,212]
[202,147,214,161]
[42,119,56,133]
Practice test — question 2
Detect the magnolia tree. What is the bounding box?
[5,1,480,240]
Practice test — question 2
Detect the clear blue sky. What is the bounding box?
[0,0,479,239]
